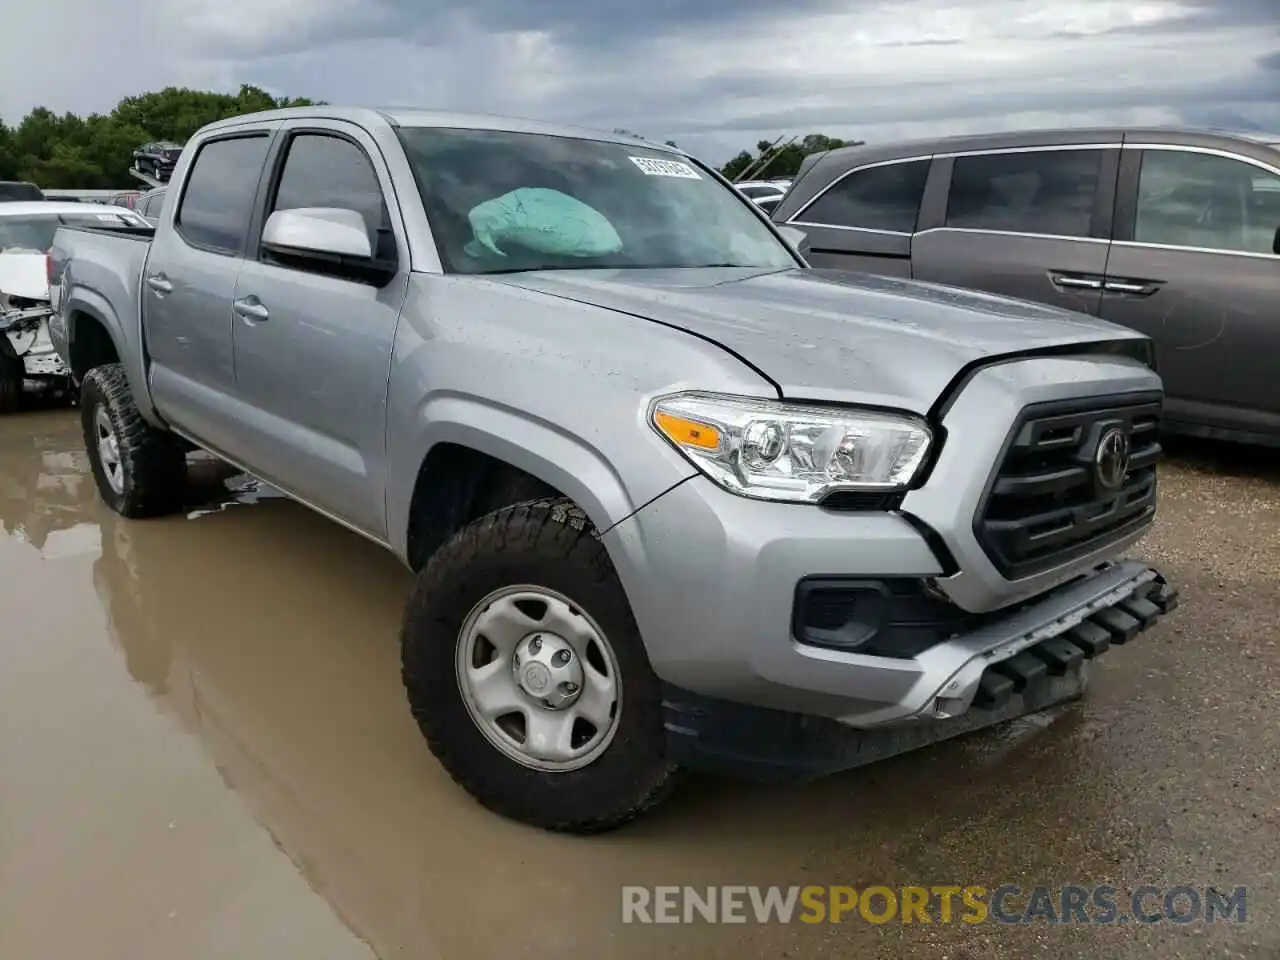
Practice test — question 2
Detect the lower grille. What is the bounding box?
[975,393,1162,580]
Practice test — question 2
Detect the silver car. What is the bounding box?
[50,107,1178,832]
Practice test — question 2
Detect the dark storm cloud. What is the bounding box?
[388,0,844,46]
[4,0,1278,165]
[654,74,1280,135]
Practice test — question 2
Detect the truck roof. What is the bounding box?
[198,105,689,155]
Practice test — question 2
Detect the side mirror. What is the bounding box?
[776,224,811,256]
[263,207,373,259]
[261,207,397,286]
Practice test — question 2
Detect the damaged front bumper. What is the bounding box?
[662,563,1178,783]
[2,304,70,379]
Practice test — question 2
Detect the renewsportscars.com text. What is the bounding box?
[621,884,1247,925]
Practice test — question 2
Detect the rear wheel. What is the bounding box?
[401,497,679,833]
[81,364,187,517]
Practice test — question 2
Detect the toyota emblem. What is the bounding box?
[1094,427,1131,492]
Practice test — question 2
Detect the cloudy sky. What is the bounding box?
[4,0,1278,162]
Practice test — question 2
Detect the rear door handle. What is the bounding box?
[145,274,172,295]
[233,297,269,322]
[1103,279,1162,297]
[1050,273,1103,290]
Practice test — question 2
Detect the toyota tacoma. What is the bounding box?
[49,106,1178,833]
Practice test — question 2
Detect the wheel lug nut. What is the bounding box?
[530,636,542,652]
[554,650,572,666]
[562,681,578,694]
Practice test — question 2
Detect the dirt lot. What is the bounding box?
[1,408,1277,960]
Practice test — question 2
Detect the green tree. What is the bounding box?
[720,133,862,180]
[0,84,320,189]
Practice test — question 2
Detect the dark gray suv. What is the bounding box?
[773,128,1280,447]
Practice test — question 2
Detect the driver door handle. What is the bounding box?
[233,297,269,322]
[145,274,172,295]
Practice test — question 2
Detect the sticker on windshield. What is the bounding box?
[629,156,701,179]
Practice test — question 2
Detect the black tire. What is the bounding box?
[80,363,187,518]
[401,497,680,833]
[0,350,21,414]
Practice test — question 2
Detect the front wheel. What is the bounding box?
[81,364,187,517]
[401,497,679,833]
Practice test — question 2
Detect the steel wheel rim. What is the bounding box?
[455,584,623,773]
[94,405,125,495]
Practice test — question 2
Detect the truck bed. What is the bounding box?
[49,221,155,418]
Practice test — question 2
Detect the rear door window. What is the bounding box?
[1133,149,1280,254]
[175,134,271,255]
[945,149,1103,238]
[794,160,930,233]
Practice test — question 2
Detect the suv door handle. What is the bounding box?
[1050,273,1103,290]
[145,274,172,295]
[233,297,269,322]
[1103,279,1161,296]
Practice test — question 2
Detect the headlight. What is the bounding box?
[649,392,932,503]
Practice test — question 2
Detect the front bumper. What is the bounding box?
[602,354,1173,731]
[605,474,1175,727]
[662,575,1175,782]
[5,314,69,378]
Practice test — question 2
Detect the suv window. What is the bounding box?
[1134,149,1280,255]
[946,149,1102,238]
[175,134,270,255]
[797,160,929,233]
[269,133,390,255]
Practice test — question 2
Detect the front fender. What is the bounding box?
[387,392,694,560]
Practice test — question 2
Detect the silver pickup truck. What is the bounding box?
[49,106,1178,833]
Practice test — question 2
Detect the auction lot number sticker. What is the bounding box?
[630,156,702,179]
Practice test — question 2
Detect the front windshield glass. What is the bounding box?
[396,127,797,274]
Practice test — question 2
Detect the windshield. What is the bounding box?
[396,127,797,274]
[0,212,144,254]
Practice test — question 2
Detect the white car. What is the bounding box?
[733,179,792,214]
[1,201,148,412]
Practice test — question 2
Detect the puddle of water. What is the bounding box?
[2,410,1276,959]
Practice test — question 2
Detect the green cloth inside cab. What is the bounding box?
[464,187,623,259]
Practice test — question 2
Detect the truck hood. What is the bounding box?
[492,267,1149,415]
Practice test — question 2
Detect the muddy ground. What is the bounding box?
[1,408,1277,959]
